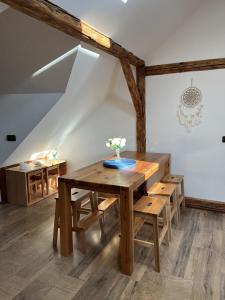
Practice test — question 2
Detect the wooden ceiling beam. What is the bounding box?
[120,58,142,114]
[120,58,146,152]
[136,65,146,152]
[145,58,225,76]
[2,0,144,67]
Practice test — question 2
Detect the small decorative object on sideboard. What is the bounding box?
[104,137,136,169]
[48,148,58,160]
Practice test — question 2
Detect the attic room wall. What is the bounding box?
[146,0,225,202]
[4,46,136,171]
[0,93,62,164]
[0,8,78,165]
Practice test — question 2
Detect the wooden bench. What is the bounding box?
[161,174,185,210]
[148,182,179,240]
[53,189,119,253]
[134,196,169,272]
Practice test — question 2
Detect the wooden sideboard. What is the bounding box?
[5,160,66,206]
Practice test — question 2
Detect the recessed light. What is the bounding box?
[121,0,128,3]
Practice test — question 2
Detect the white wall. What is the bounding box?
[0,93,61,164]
[4,46,136,171]
[147,0,225,202]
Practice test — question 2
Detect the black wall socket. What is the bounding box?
[6,135,16,142]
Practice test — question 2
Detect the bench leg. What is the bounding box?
[173,190,179,225]
[181,180,185,209]
[166,200,172,241]
[114,201,120,218]
[176,187,181,223]
[162,206,169,246]
[99,216,105,235]
[153,216,160,272]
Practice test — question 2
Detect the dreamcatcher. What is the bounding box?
[177,79,203,133]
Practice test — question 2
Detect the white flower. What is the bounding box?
[120,138,126,147]
[106,137,126,150]
[113,138,120,146]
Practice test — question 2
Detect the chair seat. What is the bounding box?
[134,196,166,216]
[161,174,184,184]
[98,197,118,211]
[71,188,92,202]
[148,182,176,197]
[76,211,104,230]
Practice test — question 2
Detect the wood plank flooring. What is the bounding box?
[0,196,225,300]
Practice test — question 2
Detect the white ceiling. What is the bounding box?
[0,2,8,13]
[51,0,204,59]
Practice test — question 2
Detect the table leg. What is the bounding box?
[119,187,134,275]
[58,181,73,256]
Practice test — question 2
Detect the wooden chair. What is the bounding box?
[134,196,169,272]
[147,182,179,240]
[97,193,119,223]
[77,192,119,225]
[45,165,59,195]
[53,189,104,253]
[27,169,44,202]
[161,174,185,209]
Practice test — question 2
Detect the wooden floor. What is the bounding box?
[0,197,225,300]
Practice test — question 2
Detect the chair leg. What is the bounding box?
[72,201,81,229]
[172,192,179,226]
[41,174,44,197]
[162,206,169,246]
[153,216,160,272]
[166,199,172,241]
[99,215,105,235]
[181,180,185,209]
[77,230,87,254]
[28,183,32,203]
[90,192,98,212]
[46,175,49,195]
[175,186,181,223]
[114,201,120,218]
[53,200,60,249]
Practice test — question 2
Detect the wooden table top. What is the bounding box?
[59,151,170,192]
[6,160,66,173]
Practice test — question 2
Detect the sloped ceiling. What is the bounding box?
[0,8,79,94]
[51,0,204,59]
[0,2,8,13]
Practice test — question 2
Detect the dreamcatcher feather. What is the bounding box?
[177,79,203,133]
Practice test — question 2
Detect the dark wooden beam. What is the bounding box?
[120,58,142,113]
[120,58,146,152]
[2,0,144,67]
[145,58,225,76]
[136,65,146,152]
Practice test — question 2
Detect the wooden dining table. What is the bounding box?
[58,151,170,275]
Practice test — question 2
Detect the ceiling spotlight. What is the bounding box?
[121,0,128,3]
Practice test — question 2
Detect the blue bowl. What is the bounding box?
[103,158,136,170]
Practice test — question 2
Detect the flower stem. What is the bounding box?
[116,148,120,160]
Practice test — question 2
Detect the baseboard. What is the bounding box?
[185,197,225,213]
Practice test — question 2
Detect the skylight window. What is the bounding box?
[32,45,99,77]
